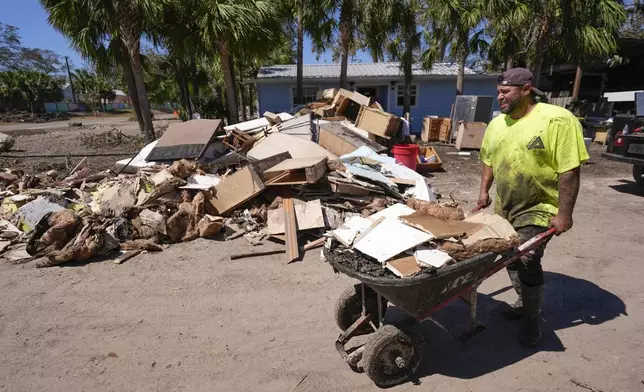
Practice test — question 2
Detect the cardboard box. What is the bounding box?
[455,121,488,150]
[318,122,387,156]
[416,146,443,172]
[355,106,401,138]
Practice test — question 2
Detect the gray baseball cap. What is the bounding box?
[498,68,544,96]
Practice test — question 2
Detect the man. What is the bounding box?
[478,68,589,348]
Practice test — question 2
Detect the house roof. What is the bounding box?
[256,62,483,80]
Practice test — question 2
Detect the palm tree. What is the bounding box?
[422,0,487,96]
[41,0,159,142]
[196,0,282,125]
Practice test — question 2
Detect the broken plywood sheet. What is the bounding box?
[386,256,421,278]
[354,217,432,263]
[247,133,337,161]
[263,157,327,185]
[267,199,324,235]
[401,213,483,239]
[146,119,223,161]
[415,248,452,268]
[319,122,387,157]
[368,203,416,222]
[211,165,265,215]
[250,151,292,174]
[331,216,374,247]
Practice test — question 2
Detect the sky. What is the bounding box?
[1,0,373,70]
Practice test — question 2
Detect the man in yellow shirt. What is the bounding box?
[478,68,589,348]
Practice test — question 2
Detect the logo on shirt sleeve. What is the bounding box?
[527,136,545,150]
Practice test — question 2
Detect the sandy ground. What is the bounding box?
[1,141,643,391]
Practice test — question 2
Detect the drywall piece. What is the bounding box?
[410,179,432,202]
[354,217,432,263]
[146,119,223,161]
[15,197,65,232]
[386,256,421,278]
[345,165,396,189]
[381,163,426,182]
[179,174,222,190]
[263,157,327,185]
[211,165,265,215]
[267,199,325,235]
[224,117,270,132]
[415,248,452,268]
[278,114,314,141]
[318,122,387,157]
[401,213,482,239]
[331,216,374,247]
[247,133,337,161]
[339,146,397,165]
[116,140,161,173]
[368,203,416,222]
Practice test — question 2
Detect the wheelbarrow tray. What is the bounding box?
[329,251,498,319]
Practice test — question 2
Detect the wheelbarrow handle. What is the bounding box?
[516,227,556,254]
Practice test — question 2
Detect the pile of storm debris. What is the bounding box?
[0,110,71,123]
[0,88,517,270]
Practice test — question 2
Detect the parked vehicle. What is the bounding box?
[601,112,644,186]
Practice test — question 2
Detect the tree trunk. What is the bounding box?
[530,19,550,88]
[190,59,200,111]
[249,84,255,118]
[456,54,466,96]
[371,52,379,63]
[402,55,412,118]
[296,2,304,104]
[572,64,582,100]
[122,40,155,142]
[177,62,193,120]
[219,40,239,125]
[239,83,248,122]
[506,54,515,70]
[339,0,353,89]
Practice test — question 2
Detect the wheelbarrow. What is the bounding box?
[328,228,555,387]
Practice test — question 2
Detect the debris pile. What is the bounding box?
[0,88,504,270]
[0,110,71,123]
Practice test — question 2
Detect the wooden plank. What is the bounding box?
[230,249,286,260]
[283,195,299,263]
[211,165,265,215]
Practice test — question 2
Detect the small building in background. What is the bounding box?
[251,62,499,132]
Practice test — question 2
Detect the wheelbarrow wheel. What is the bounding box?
[362,324,423,387]
[335,284,387,334]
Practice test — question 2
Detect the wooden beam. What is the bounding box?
[283,193,300,263]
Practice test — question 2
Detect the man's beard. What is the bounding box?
[500,98,521,114]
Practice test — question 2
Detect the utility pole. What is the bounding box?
[65,56,77,103]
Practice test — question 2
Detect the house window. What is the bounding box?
[396,84,417,107]
[292,86,318,105]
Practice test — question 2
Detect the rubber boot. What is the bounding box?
[502,269,524,320]
[519,284,544,348]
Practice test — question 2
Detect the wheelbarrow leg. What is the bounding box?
[458,286,487,342]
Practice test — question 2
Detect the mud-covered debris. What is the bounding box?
[406,199,465,221]
[439,237,520,261]
[26,209,80,256]
[120,239,163,252]
[168,159,197,179]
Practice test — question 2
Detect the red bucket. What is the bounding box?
[392,144,420,171]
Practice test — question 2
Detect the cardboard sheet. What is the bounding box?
[354,218,432,263]
[386,256,422,277]
[401,213,483,238]
[462,211,517,246]
[146,119,223,161]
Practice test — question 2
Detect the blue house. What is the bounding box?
[252,62,499,132]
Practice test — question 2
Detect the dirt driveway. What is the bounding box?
[1,147,643,392]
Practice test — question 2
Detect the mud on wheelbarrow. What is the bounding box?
[327,228,555,387]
